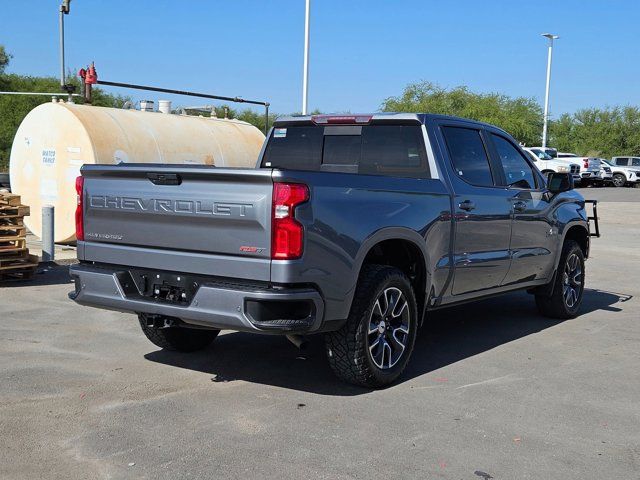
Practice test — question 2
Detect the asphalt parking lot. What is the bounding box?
[1,187,638,480]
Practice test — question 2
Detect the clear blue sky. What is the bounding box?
[3,0,639,117]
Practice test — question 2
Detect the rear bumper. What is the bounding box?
[581,171,603,180]
[69,263,325,334]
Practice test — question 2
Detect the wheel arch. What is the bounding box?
[349,228,430,325]
[561,223,590,259]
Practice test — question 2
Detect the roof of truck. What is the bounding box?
[273,112,506,133]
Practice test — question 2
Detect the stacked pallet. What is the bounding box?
[0,193,38,282]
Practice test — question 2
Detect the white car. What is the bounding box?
[559,152,613,184]
[611,156,640,168]
[602,158,640,187]
[522,147,581,183]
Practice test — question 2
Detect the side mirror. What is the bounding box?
[546,172,574,193]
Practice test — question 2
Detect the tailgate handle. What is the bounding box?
[147,173,182,186]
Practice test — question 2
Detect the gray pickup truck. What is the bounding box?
[70,113,596,387]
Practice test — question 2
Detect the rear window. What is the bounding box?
[262,125,430,178]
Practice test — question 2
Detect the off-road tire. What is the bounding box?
[138,314,220,352]
[535,240,585,319]
[324,265,418,387]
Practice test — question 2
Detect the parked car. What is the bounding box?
[69,113,594,387]
[602,158,640,187]
[598,161,613,185]
[530,147,558,158]
[522,147,581,184]
[529,149,601,185]
[560,155,603,186]
[611,156,640,168]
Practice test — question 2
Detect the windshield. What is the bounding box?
[529,148,553,160]
[602,159,614,166]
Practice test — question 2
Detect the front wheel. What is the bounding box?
[535,240,585,319]
[324,265,418,387]
[612,173,626,187]
[138,313,220,352]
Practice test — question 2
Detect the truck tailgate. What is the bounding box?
[80,164,273,279]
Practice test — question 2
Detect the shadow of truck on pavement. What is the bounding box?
[144,288,631,395]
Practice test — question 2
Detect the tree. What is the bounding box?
[550,106,640,158]
[0,46,11,74]
[381,81,544,146]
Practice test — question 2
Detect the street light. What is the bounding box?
[541,33,559,148]
[59,0,71,88]
[302,0,311,115]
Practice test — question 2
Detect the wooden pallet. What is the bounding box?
[0,254,38,270]
[0,250,38,282]
[0,225,26,237]
[0,229,26,241]
[0,205,30,217]
[0,217,24,227]
[0,249,30,264]
[0,194,21,207]
[0,238,27,253]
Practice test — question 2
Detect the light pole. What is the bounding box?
[302,0,311,115]
[541,33,559,148]
[59,0,71,88]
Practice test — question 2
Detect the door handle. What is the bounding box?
[513,200,527,212]
[458,200,476,212]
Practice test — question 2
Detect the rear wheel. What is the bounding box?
[138,313,220,352]
[535,240,585,319]
[325,265,418,387]
[612,173,626,187]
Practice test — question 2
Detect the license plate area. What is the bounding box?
[118,269,201,305]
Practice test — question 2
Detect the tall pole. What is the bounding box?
[302,0,311,115]
[59,5,66,88]
[541,33,558,148]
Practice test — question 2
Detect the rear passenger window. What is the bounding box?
[491,134,537,189]
[359,126,428,178]
[615,158,629,166]
[442,127,494,187]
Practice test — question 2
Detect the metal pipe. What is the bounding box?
[286,334,309,350]
[42,205,55,263]
[96,80,269,107]
[0,91,81,97]
[264,103,270,135]
[302,0,311,115]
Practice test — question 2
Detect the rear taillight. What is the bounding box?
[272,182,309,259]
[75,175,84,241]
[583,159,589,169]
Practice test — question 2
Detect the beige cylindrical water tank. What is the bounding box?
[9,102,265,243]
